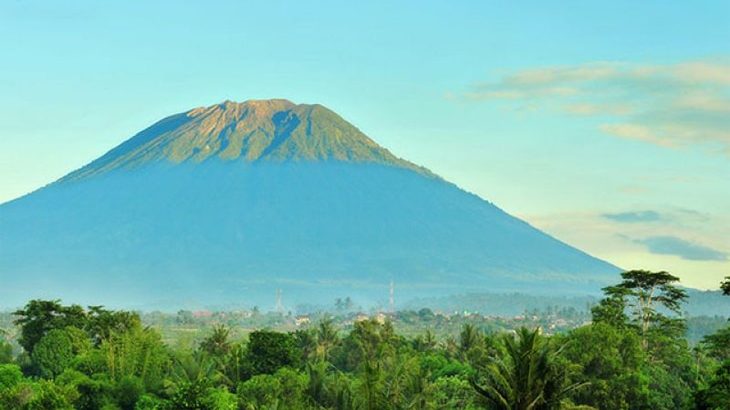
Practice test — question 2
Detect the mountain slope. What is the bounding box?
[0,100,619,309]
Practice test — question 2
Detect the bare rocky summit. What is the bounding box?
[62,99,427,182]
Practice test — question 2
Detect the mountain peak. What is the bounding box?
[61,99,428,182]
[187,99,296,119]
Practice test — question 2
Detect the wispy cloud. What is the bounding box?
[602,208,712,227]
[466,60,730,154]
[603,210,663,223]
[635,235,728,261]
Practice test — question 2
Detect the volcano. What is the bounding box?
[0,99,619,309]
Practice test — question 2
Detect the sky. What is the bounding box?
[1,1,728,290]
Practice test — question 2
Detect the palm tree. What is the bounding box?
[217,343,249,389]
[316,316,339,360]
[170,350,218,385]
[460,323,482,354]
[199,324,231,357]
[306,360,329,406]
[471,327,585,410]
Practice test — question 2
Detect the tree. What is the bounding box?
[203,387,238,410]
[417,308,435,321]
[695,361,730,409]
[590,286,631,330]
[305,360,329,407]
[316,317,339,360]
[13,300,86,353]
[98,326,169,392]
[237,373,281,409]
[217,343,251,389]
[431,376,478,409]
[0,379,73,410]
[0,364,23,391]
[721,276,730,296]
[330,319,400,409]
[168,380,209,410]
[459,324,482,354]
[199,325,232,357]
[85,306,141,346]
[593,270,687,350]
[335,297,355,312]
[471,327,585,410]
[561,322,646,409]
[247,330,300,376]
[31,327,89,379]
[170,350,217,386]
[696,275,730,409]
[237,368,307,409]
[55,368,114,410]
[413,330,437,353]
[0,338,12,364]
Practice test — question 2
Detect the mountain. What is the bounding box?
[0,99,619,310]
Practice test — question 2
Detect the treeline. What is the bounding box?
[0,270,729,409]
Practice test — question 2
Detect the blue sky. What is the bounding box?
[1,1,728,289]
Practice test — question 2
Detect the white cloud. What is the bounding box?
[466,60,730,154]
[599,123,675,147]
[673,62,730,85]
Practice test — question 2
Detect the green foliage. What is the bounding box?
[594,270,687,352]
[695,360,730,409]
[168,349,218,402]
[721,276,730,296]
[97,326,169,392]
[591,286,632,329]
[578,271,703,409]
[430,376,478,409]
[199,325,231,358]
[86,306,142,346]
[237,367,308,410]
[561,322,645,409]
[116,376,144,410]
[0,379,74,410]
[694,278,730,409]
[216,343,251,389]
[0,363,23,391]
[471,327,583,410]
[32,327,89,379]
[237,373,281,409]
[134,394,167,410]
[1,294,724,409]
[55,368,115,410]
[14,300,86,353]
[315,317,339,360]
[0,338,12,364]
[168,380,209,409]
[203,387,238,410]
[704,324,730,362]
[246,330,300,376]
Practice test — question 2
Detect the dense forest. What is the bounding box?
[1,270,729,409]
